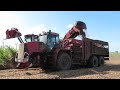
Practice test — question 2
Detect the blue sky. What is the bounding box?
[0,11,120,52]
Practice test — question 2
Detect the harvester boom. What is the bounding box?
[63,21,87,40]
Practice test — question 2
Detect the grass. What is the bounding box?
[0,45,17,69]
[109,52,120,61]
[109,52,120,58]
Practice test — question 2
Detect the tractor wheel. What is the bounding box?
[57,53,71,70]
[98,56,105,67]
[31,56,40,68]
[88,56,98,68]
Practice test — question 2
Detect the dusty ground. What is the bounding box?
[0,57,120,79]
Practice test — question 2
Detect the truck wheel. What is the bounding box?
[88,56,98,68]
[98,56,104,67]
[57,53,71,70]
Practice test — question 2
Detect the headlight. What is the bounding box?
[15,53,18,58]
[24,52,29,59]
[23,52,29,63]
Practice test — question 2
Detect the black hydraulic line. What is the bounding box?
[18,37,24,43]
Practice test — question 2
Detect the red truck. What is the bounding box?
[5,21,109,70]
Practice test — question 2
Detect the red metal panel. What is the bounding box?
[26,42,45,55]
[6,28,22,39]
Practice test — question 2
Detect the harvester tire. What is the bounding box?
[98,56,104,67]
[57,53,71,70]
[88,56,98,68]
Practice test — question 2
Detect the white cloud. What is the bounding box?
[26,24,56,35]
[88,36,101,40]
[65,24,73,29]
[53,27,56,30]
[25,24,48,35]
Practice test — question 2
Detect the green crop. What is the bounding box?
[0,45,17,68]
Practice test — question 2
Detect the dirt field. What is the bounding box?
[0,57,120,79]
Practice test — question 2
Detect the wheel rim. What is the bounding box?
[58,54,71,70]
[61,57,70,69]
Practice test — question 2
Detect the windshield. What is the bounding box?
[47,35,59,50]
[48,35,59,45]
[25,35,39,42]
[25,36,32,42]
[47,36,55,46]
[39,35,47,44]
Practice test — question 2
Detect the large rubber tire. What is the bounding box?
[57,53,71,70]
[98,56,104,67]
[88,56,98,68]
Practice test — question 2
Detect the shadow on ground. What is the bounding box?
[44,63,120,79]
[24,60,120,79]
